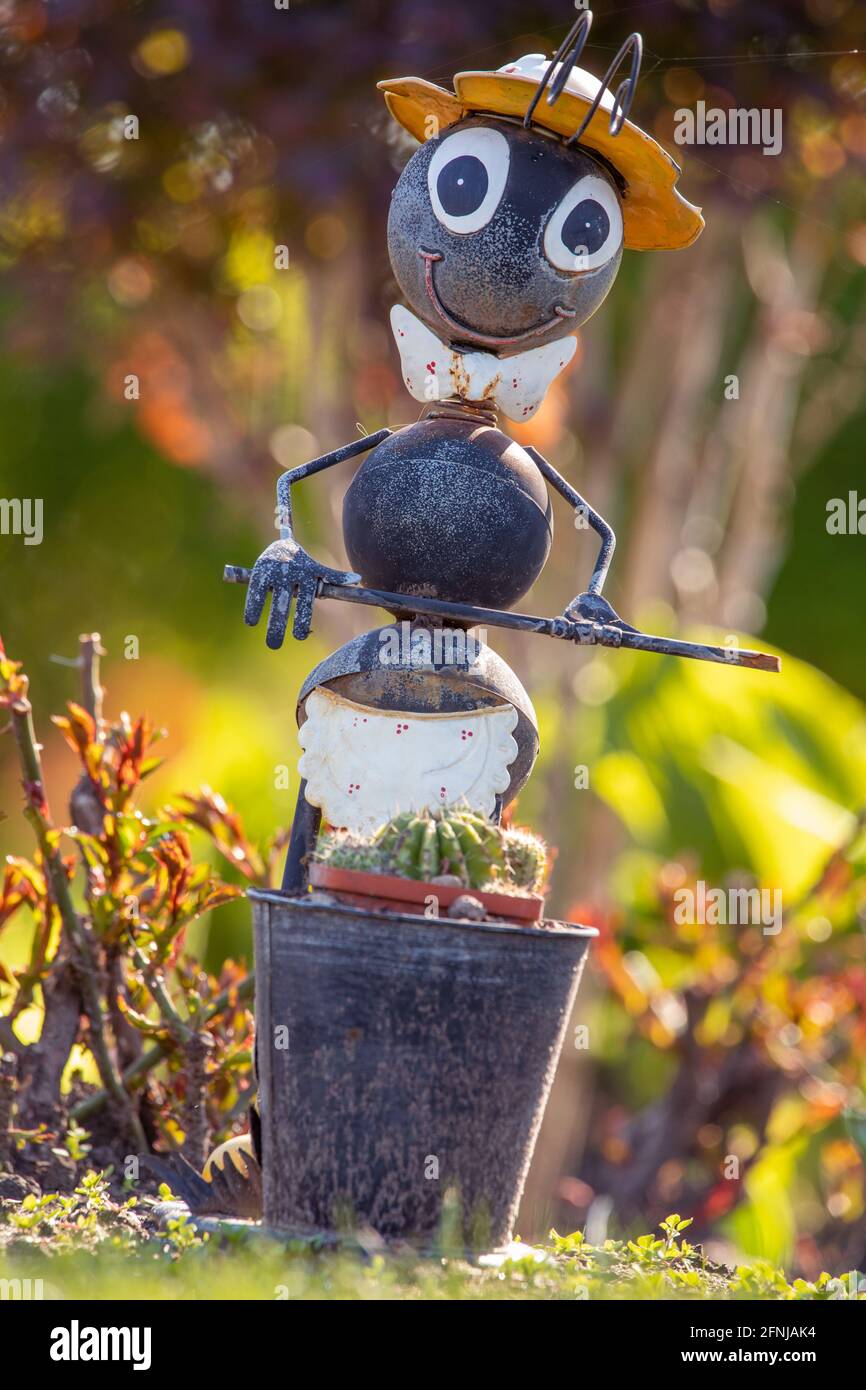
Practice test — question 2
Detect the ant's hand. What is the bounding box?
[562,591,638,632]
[244,539,360,648]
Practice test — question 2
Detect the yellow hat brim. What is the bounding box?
[378,72,703,253]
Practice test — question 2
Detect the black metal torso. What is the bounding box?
[342,414,553,610]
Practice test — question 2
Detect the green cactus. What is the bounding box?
[502,827,548,891]
[373,810,418,857]
[313,807,547,897]
[378,807,504,887]
[448,810,504,888]
[394,817,427,878]
[435,818,467,881]
[313,829,387,875]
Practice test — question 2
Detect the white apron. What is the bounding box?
[297,687,518,832]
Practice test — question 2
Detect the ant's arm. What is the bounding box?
[275,429,392,540]
[244,428,392,648]
[526,445,635,629]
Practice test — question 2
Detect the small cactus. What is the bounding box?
[314,830,387,875]
[313,807,548,897]
[502,827,548,891]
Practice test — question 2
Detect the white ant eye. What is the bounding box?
[427,126,510,235]
[543,175,623,273]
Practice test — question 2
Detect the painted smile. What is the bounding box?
[418,250,575,349]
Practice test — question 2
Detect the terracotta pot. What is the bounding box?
[308,860,544,924]
[251,888,595,1248]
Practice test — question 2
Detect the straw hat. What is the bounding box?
[378,52,703,252]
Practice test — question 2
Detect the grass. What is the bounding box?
[0,1173,862,1301]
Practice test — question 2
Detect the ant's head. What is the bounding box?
[380,16,702,358]
[387,116,624,354]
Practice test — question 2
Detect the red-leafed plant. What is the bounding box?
[0,632,283,1184]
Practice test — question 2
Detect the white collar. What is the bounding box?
[390,305,576,423]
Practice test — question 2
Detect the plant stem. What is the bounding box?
[182,1032,212,1170]
[78,632,104,723]
[71,972,255,1122]
[128,942,193,1043]
[0,1053,17,1170]
[10,694,147,1150]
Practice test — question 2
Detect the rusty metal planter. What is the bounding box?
[251,887,595,1248]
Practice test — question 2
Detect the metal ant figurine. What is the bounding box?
[227,12,779,889]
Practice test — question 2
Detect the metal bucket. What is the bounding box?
[251,888,594,1248]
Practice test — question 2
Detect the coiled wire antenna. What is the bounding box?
[523,10,643,146]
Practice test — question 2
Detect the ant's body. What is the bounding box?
[230,15,707,859]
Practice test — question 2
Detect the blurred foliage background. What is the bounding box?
[1,0,866,1276]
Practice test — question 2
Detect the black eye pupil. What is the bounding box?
[561,199,610,257]
[437,155,488,217]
